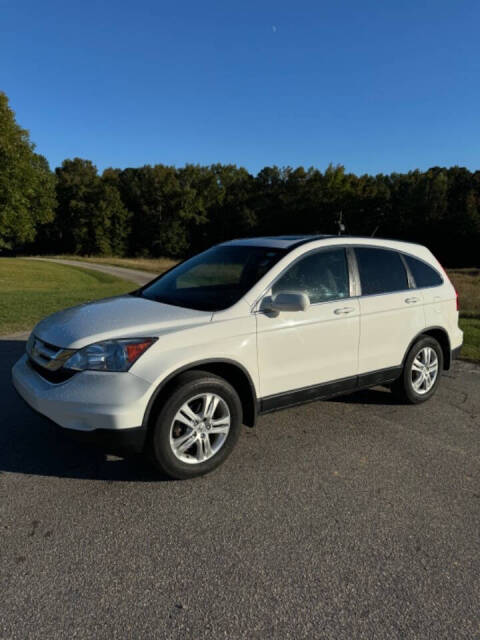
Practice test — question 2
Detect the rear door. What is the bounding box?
[355,247,426,375]
[256,247,360,398]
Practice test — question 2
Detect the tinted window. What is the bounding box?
[356,247,408,295]
[139,245,285,311]
[404,255,443,288]
[272,248,349,304]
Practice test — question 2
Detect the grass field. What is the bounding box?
[448,269,480,318]
[0,258,134,335]
[458,318,480,362]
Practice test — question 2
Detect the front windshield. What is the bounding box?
[138,245,286,311]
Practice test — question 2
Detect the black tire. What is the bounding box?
[391,336,444,404]
[148,370,243,480]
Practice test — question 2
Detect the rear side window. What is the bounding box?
[355,247,408,296]
[404,255,443,288]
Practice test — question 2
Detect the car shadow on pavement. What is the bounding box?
[0,339,166,482]
[333,387,399,405]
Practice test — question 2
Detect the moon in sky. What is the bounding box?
[272,25,277,32]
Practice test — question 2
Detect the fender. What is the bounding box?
[142,357,259,430]
[401,326,452,370]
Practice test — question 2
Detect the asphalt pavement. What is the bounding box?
[1,334,479,639]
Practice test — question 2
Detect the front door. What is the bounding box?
[256,247,360,400]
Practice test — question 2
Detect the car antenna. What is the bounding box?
[370,207,384,237]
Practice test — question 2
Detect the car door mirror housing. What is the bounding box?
[262,292,310,313]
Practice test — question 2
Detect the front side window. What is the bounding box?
[355,247,408,296]
[139,245,286,311]
[404,255,443,288]
[272,248,350,304]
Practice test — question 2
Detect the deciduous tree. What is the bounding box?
[0,92,56,250]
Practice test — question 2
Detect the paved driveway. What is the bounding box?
[27,257,156,287]
[1,334,479,639]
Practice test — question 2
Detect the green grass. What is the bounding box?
[447,269,480,318]
[0,258,134,335]
[448,269,480,362]
[459,318,480,362]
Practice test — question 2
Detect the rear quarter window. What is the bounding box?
[404,255,443,288]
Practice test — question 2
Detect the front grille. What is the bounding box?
[28,358,77,383]
[26,335,77,384]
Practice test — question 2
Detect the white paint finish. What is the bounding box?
[34,295,212,349]
[421,277,463,350]
[133,314,260,394]
[358,290,426,373]
[12,355,151,430]
[256,299,360,397]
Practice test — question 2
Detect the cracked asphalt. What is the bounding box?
[1,337,479,639]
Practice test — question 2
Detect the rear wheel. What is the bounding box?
[391,336,443,404]
[149,371,243,479]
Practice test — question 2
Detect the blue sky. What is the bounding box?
[1,0,479,175]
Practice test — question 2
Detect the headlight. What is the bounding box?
[64,338,156,372]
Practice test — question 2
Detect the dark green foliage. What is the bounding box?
[2,92,479,265]
[112,165,199,258]
[0,92,56,250]
[21,160,480,266]
[52,158,130,255]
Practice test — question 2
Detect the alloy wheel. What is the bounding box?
[169,393,231,464]
[411,346,439,395]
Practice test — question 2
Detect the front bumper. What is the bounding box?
[12,355,153,450]
[57,423,147,454]
[451,345,462,361]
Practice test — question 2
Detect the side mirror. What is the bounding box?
[261,292,310,314]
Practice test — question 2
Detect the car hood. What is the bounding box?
[33,295,212,349]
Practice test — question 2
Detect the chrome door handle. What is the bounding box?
[334,306,355,315]
[405,297,420,304]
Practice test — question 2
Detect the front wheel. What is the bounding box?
[148,371,243,479]
[391,336,444,404]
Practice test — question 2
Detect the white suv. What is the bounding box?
[12,236,463,479]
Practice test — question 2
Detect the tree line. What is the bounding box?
[1,91,479,266]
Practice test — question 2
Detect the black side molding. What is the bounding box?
[357,366,402,388]
[259,366,402,414]
[260,376,357,413]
